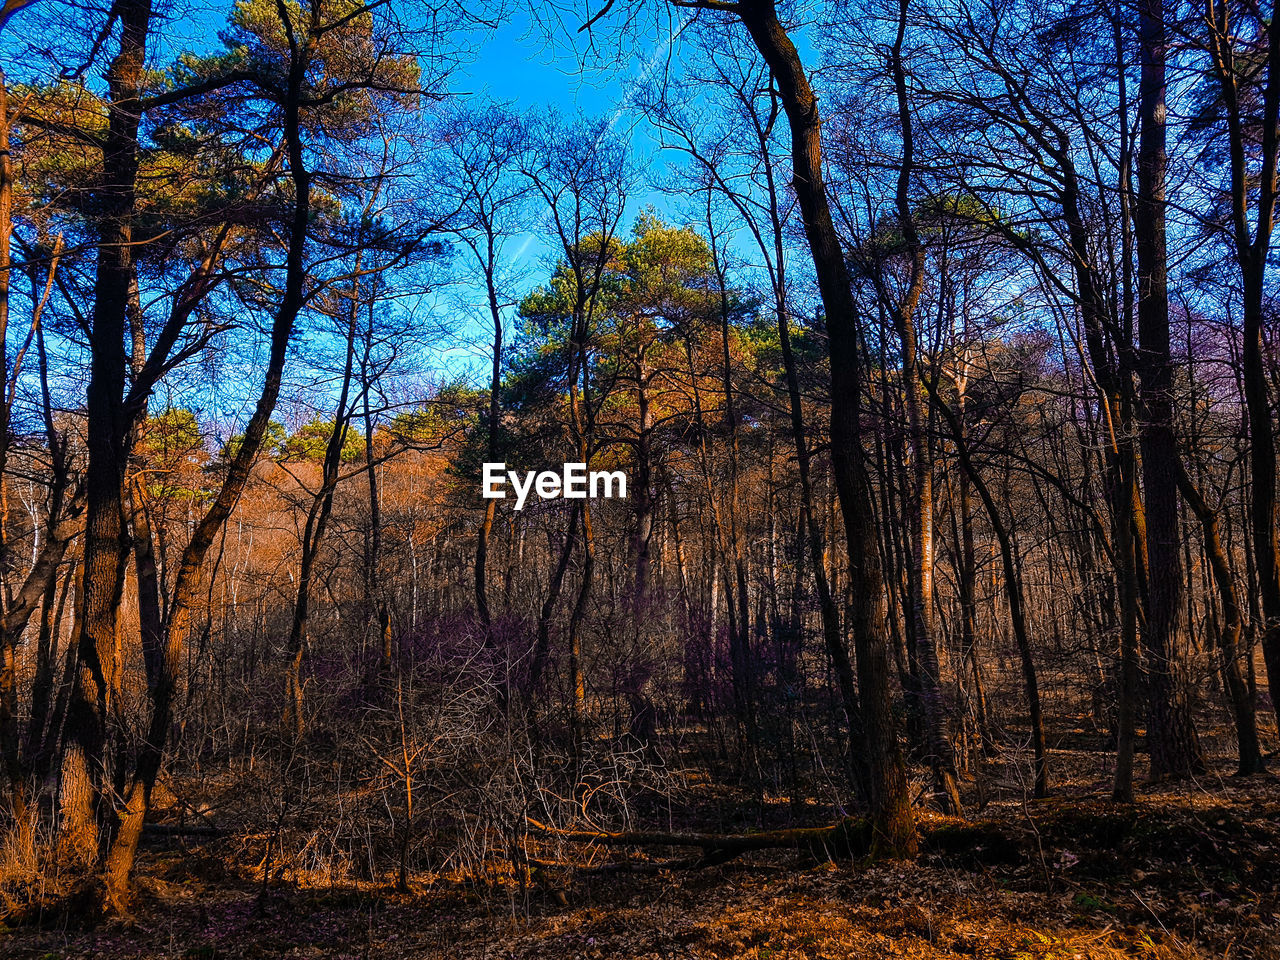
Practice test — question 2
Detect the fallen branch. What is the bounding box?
[526,814,1023,871]
[142,822,225,838]
[526,816,874,865]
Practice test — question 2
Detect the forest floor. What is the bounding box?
[3,747,1279,959]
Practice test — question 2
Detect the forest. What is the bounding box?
[0,0,1278,956]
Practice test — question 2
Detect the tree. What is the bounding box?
[1201,0,1280,735]
[635,0,917,856]
[518,111,631,740]
[39,0,444,908]
[434,103,529,636]
[1133,0,1205,779]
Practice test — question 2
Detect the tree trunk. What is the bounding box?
[888,1,961,812]
[631,352,654,607]
[475,267,502,629]
[1174,462,1264,773]
[1134,0,1205,779]
[926,379,1048,797]
[735,0,915,857]
[284,334,357,737]
[1205,0,1280,732]
[61,0,154,885]
[101,8,315,906]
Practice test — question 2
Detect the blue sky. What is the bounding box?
[0,0,790,420]
[431,9,698,373]
[455,13,620,111]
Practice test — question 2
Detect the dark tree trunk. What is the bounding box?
[285,302,359,738]
[735,0,915,857]
[1134,0,1205,779]
[475,266,502,629]
[1205,0,1280,730]
[926,380,1048,798]
[1175,463,1264,774]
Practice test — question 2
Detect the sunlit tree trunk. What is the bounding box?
[102,5,316,905]
[62,0,154,882]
